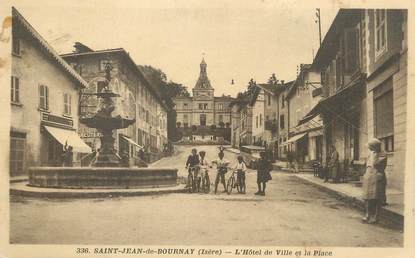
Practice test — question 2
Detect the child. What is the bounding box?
[212,151,229,194]
[234,155,247,194]
[255,151,272,196]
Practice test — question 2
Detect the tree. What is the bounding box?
[267,73,279,85]
[138,65,190,99]
[210,124,217,130]
[191,125,198,132]
[219,121,225,128]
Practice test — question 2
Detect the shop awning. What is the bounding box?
[44,126,92,153]
[121,135,143,150]
[298,74,365,126]
[283,132,308,145]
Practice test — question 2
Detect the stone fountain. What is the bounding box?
[80,63,135,167]
[27,63,178,190]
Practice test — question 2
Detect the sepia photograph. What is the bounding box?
[0,0,414,257]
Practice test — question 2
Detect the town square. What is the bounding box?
[3,0,409,251]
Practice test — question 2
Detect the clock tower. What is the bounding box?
[192,58,214,126]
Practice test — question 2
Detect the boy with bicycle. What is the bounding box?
[234,155,247,194]
[212,151,230,194]
[199,151,211,192]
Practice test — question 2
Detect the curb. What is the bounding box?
[10,177,29,183]
[294,175,404,230]
[10,183,187,199]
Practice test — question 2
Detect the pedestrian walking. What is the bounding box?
[212,151,229,194]
[255,151,272,196]
[361,138,387,224]
[326,145,339,183]
[234,155,247,194]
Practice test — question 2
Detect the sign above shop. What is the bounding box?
[41,112,74,128]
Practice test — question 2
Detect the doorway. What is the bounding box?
[200,114,206,126]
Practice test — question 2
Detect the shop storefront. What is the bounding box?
[41,113,91,166]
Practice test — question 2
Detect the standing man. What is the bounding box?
[185,148,200,188]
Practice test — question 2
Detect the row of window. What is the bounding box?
[11,76,73,116]
[180,102,228,110]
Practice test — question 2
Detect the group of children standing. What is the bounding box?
[185,148,272,196]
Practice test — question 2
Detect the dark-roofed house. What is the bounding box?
[10,7,91,175]
[60,45,169,163]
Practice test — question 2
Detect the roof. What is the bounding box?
[12,7,88,89]
[61,47,169,111]
[286,64,312,98]
[214,95,234,100]
[311,9,362,70]
[193,58,213,90]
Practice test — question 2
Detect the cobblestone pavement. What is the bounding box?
[10,145,403,246]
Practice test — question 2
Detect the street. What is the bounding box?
[10,145,403,246]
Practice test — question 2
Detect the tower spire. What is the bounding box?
[200,57,207,74]
[194,57,212,89]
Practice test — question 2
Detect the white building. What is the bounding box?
[10,8,91,175]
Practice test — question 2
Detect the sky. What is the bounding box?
[12,0,339,97]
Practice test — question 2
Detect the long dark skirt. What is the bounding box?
[257,170,272,183]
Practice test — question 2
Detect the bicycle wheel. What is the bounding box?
[226,176,234,195]
[204,174,210,193]
[188,173,194,193]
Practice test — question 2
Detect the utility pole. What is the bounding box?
[315,8,322,46]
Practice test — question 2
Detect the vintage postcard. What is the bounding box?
[0,0,414,257]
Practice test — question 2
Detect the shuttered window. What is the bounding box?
[374,78,394,152]
[63,93,72,116]
[11,76,20,103]
[375,9,387,56]
[39,85,49,110]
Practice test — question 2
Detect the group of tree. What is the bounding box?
[235,73,280,103]
[138,65,190,104]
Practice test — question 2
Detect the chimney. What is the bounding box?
[73,42,93,53]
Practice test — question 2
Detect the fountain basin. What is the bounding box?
[28,167,178,189]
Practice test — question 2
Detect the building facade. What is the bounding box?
[10,8,91,176]
[61,45,168,162]
[365,9,407,191]
[300,9,407,193]
[173,59,233,142]
[276,81,293,159]
[285,64,323,165]
[174,59,233,128]
[230,82,282,151]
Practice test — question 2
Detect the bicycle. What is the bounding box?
[201,169,210,193]
[187,165,200,193]
[226,170,242,195]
